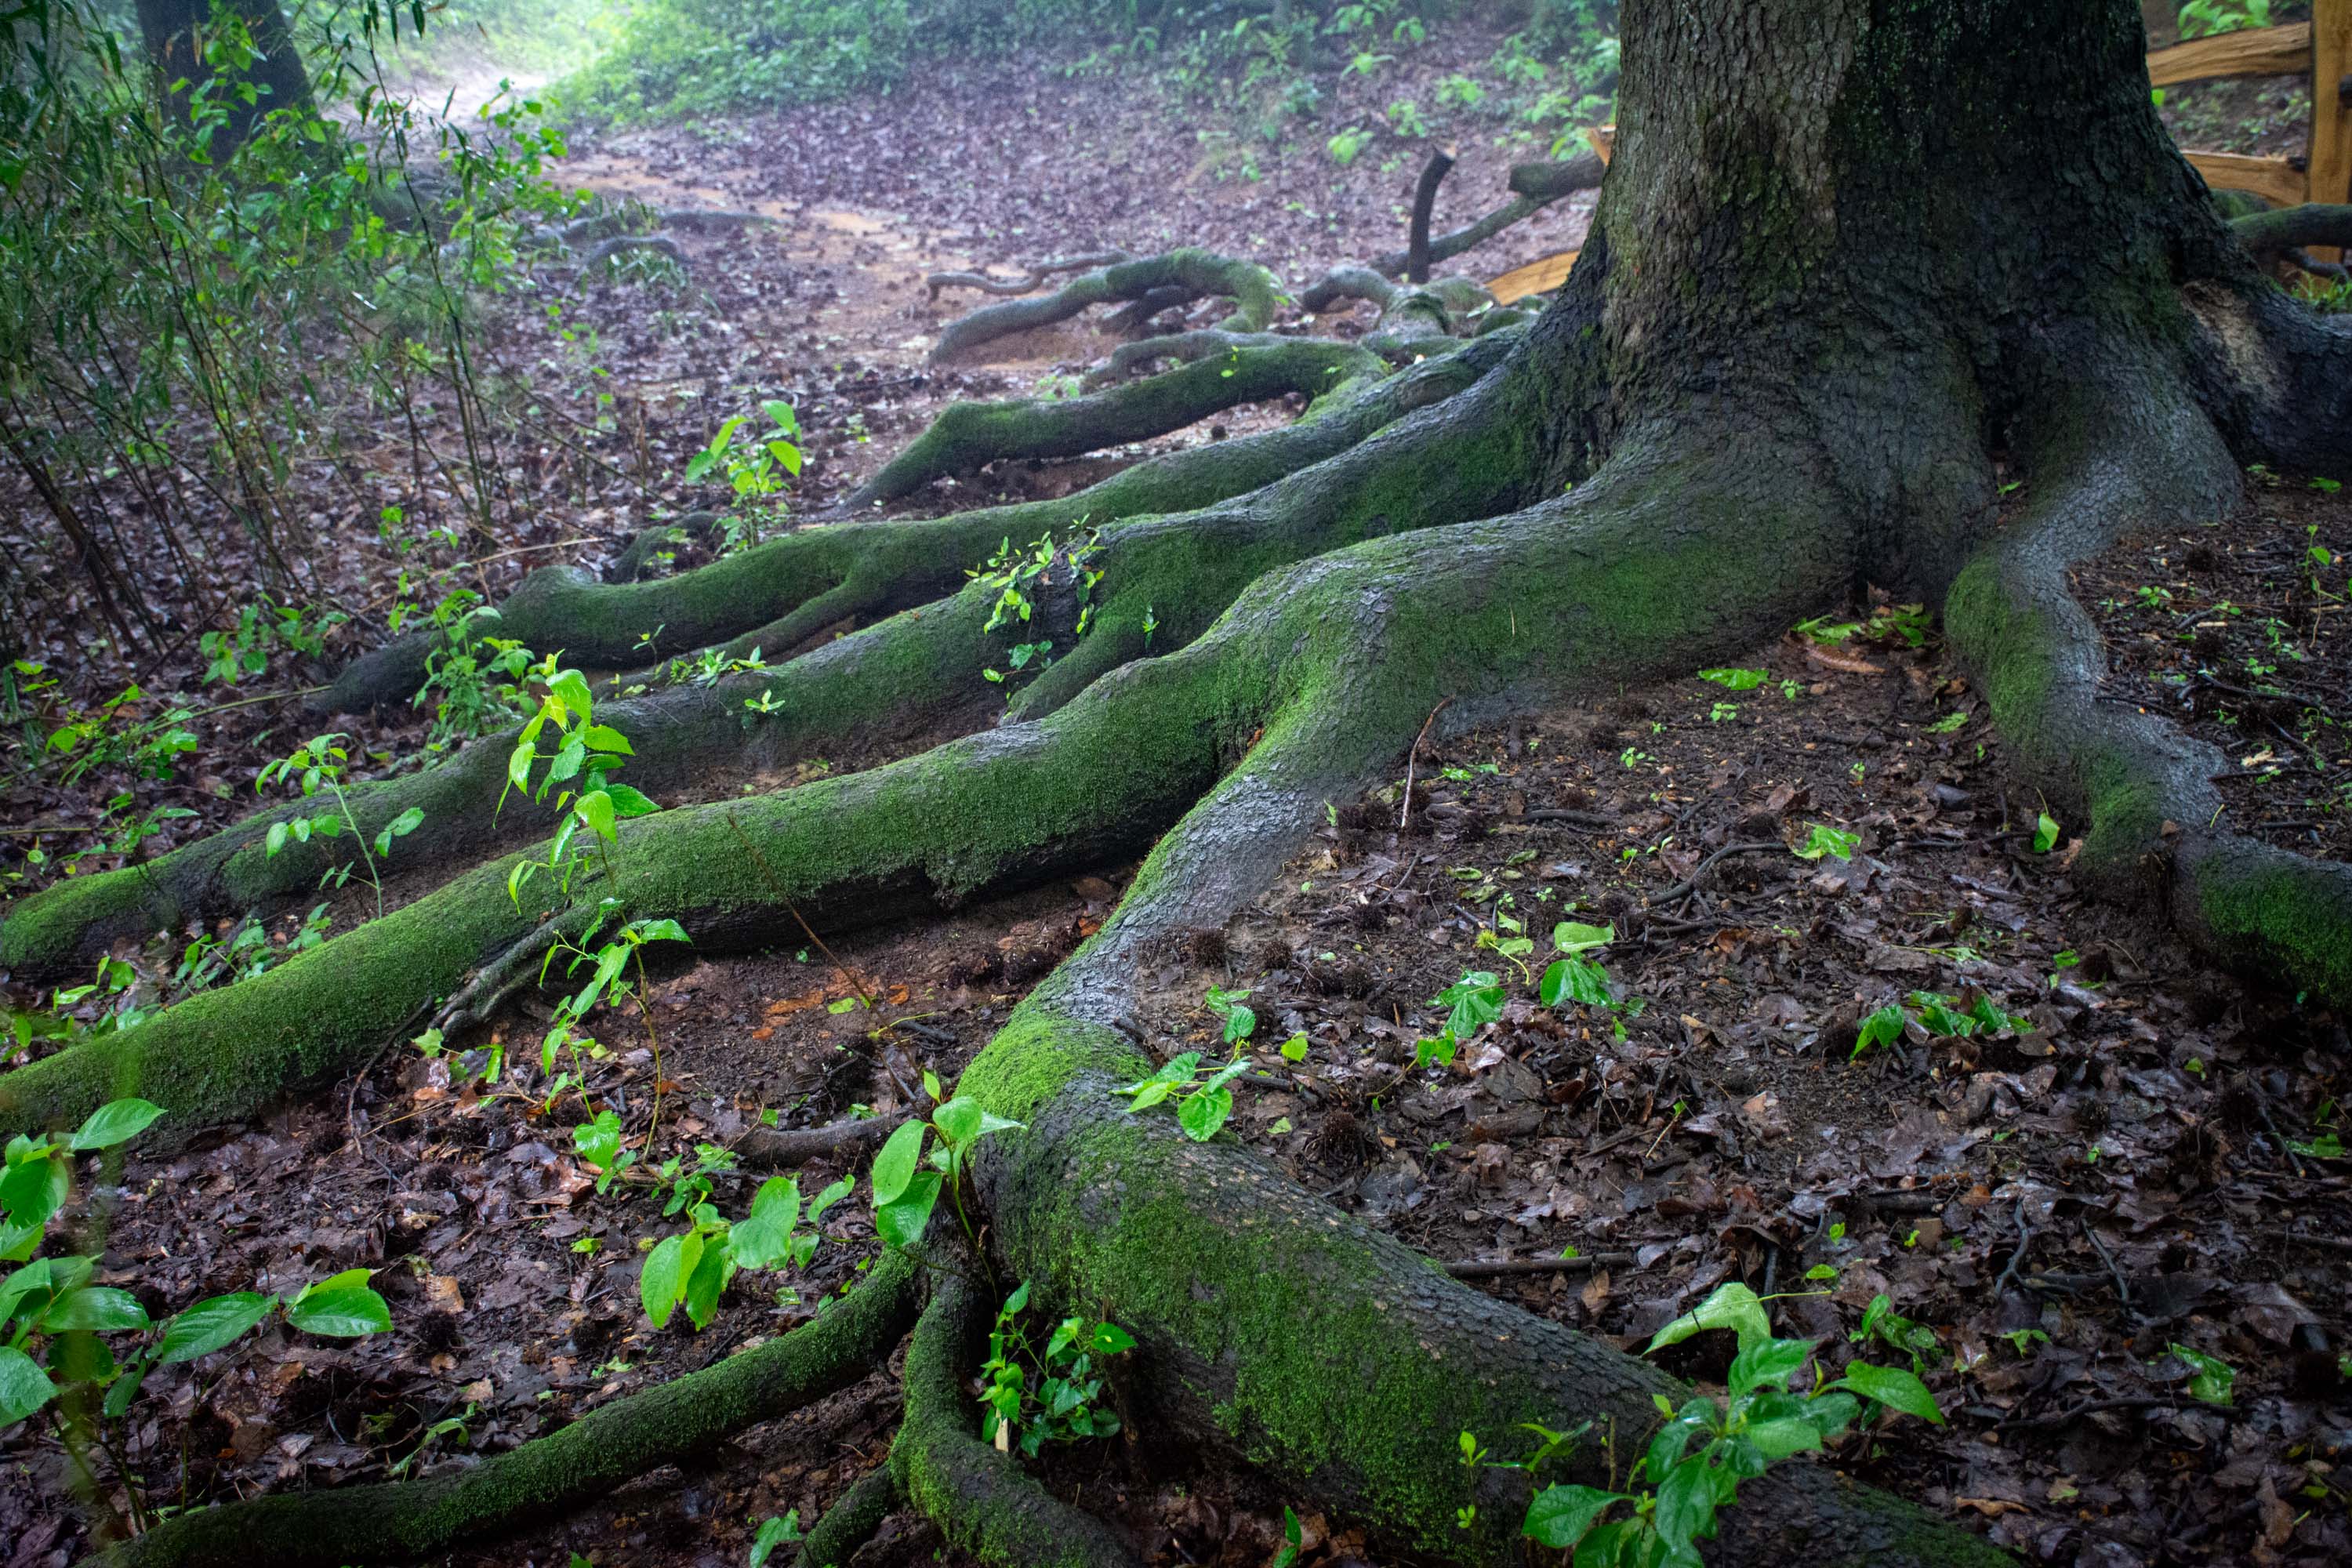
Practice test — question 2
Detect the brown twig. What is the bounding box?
[1397,697,1454,829]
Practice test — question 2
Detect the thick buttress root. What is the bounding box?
[89,1250,919,1568]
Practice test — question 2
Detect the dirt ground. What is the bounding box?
[5,17,2351,1568]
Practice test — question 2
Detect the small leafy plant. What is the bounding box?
[683,401,801,553]
[1792,822,1859,862]
[257,733,423,918]
[639,1171,852,1331]
[1117,1048,1254,1141]
[869,1077,1023,1250]
[4,1100,390,1454]
[977,1279,1136,1456]
[1852,990,2020,1060]
[501,666,662,907]
[1851,1294,1940,1375]
[1521,1283,1943,1567]
[1416,970,1505,1067]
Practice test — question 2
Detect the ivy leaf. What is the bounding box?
[1744,1417,1827,1459]
[1523,1484,1628,1549]
[640,1233,697,1329]
[1852,1004,1908,1059]
[1652,1457,1718,1555]
[574,788,617,844]
[728,1177,803,1271]
[0,1153,67,1232]
[1540,953,1612,1008]
[604,783,662,818]
[748,1513,802,1568]
[1177,1085,1233,1142]
[548,668,596,727]
[2168,1344,2237,1406]
[1726,1335,1813,1399]
[1552,920,1614,953]
[682,1236,730,1329]
[873,1171,942,1250]
[42,1285,151,1333]
[870,1120,927,1207]
[1793,822,1859,861]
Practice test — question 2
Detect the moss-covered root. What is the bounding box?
[928,249,1279,364]
[1296,269,1486,358]
[791,1465,903,1568]
[840,337,1385,513]
[1362,151,1606,278]
[0,575,1016,985]
[2,337,1529,985]
[954,1015,2007,1568]
[891,1276,1138,1568]
[85,1251,919,1568]
[0,580,1305,1141]
[318,333,1514,721]
[1945,368,2352,1007]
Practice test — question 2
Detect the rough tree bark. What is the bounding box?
[10,2,2352,1566]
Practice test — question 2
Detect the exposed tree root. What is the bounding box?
[2230,201,2352,262]
[314,328,1512,719]
[0,336,1526,983]
[839,336,1384,512]
[87,1251,919,1568]
[790,1465,902,1568]
[1406,143,1457,284]
[1944,365,2352,1007]
[926,252,1134,300]
[609,510,722,580]
[735,1113,902,1167]
[571,234,689,289]
[927,250,1279,364]
[891,1274,1138,1568]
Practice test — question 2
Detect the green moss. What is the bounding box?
[1,866,178,976]
[2189,848,2352,1008]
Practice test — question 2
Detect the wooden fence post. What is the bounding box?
[2313,0,2351,262]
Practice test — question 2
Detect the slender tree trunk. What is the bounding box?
[134,0,314,143]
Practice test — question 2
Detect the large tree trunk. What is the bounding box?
[19,4,2352,1567]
